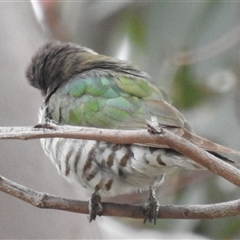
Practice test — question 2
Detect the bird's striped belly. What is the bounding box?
[40,137,201,196]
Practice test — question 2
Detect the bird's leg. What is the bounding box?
[88,191,103,222]
[143,187,160,224]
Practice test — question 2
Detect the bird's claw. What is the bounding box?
[88,192,103,222]
[146,116,162,134]
[143,188,159,224]
[34,121,58,130]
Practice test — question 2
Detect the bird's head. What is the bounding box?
[26,41,97,96]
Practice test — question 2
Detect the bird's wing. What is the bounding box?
[46,72,189,130]
[46,72,240,157]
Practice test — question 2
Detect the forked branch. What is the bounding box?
[0,124,240,186]
[0,124,240,220]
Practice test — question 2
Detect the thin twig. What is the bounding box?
[0,174,240,220]
[173,25,240,65]
[0,124,240,187]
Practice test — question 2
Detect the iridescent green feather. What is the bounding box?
[48,73,188,130]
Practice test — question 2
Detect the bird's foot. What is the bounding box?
[88,192,103,222]
[143,187,159,224]
[146,116,162,134]
[34,120,58,130]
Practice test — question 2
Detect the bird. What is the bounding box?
[26,41,240,224]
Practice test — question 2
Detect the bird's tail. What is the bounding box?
[167,126,240,165]
[170,127,240,154]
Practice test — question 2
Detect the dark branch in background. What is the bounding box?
[0,123,240,220]
[1,174,240,220]
[173,25,240,65]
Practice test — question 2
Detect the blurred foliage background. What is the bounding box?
[1,1,240,239]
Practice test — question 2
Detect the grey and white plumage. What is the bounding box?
[26,41,240,222]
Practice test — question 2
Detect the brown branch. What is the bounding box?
[1,124,240,220]
[173,25,240,65]
[0,124,240,187]
[1,174,240,220]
